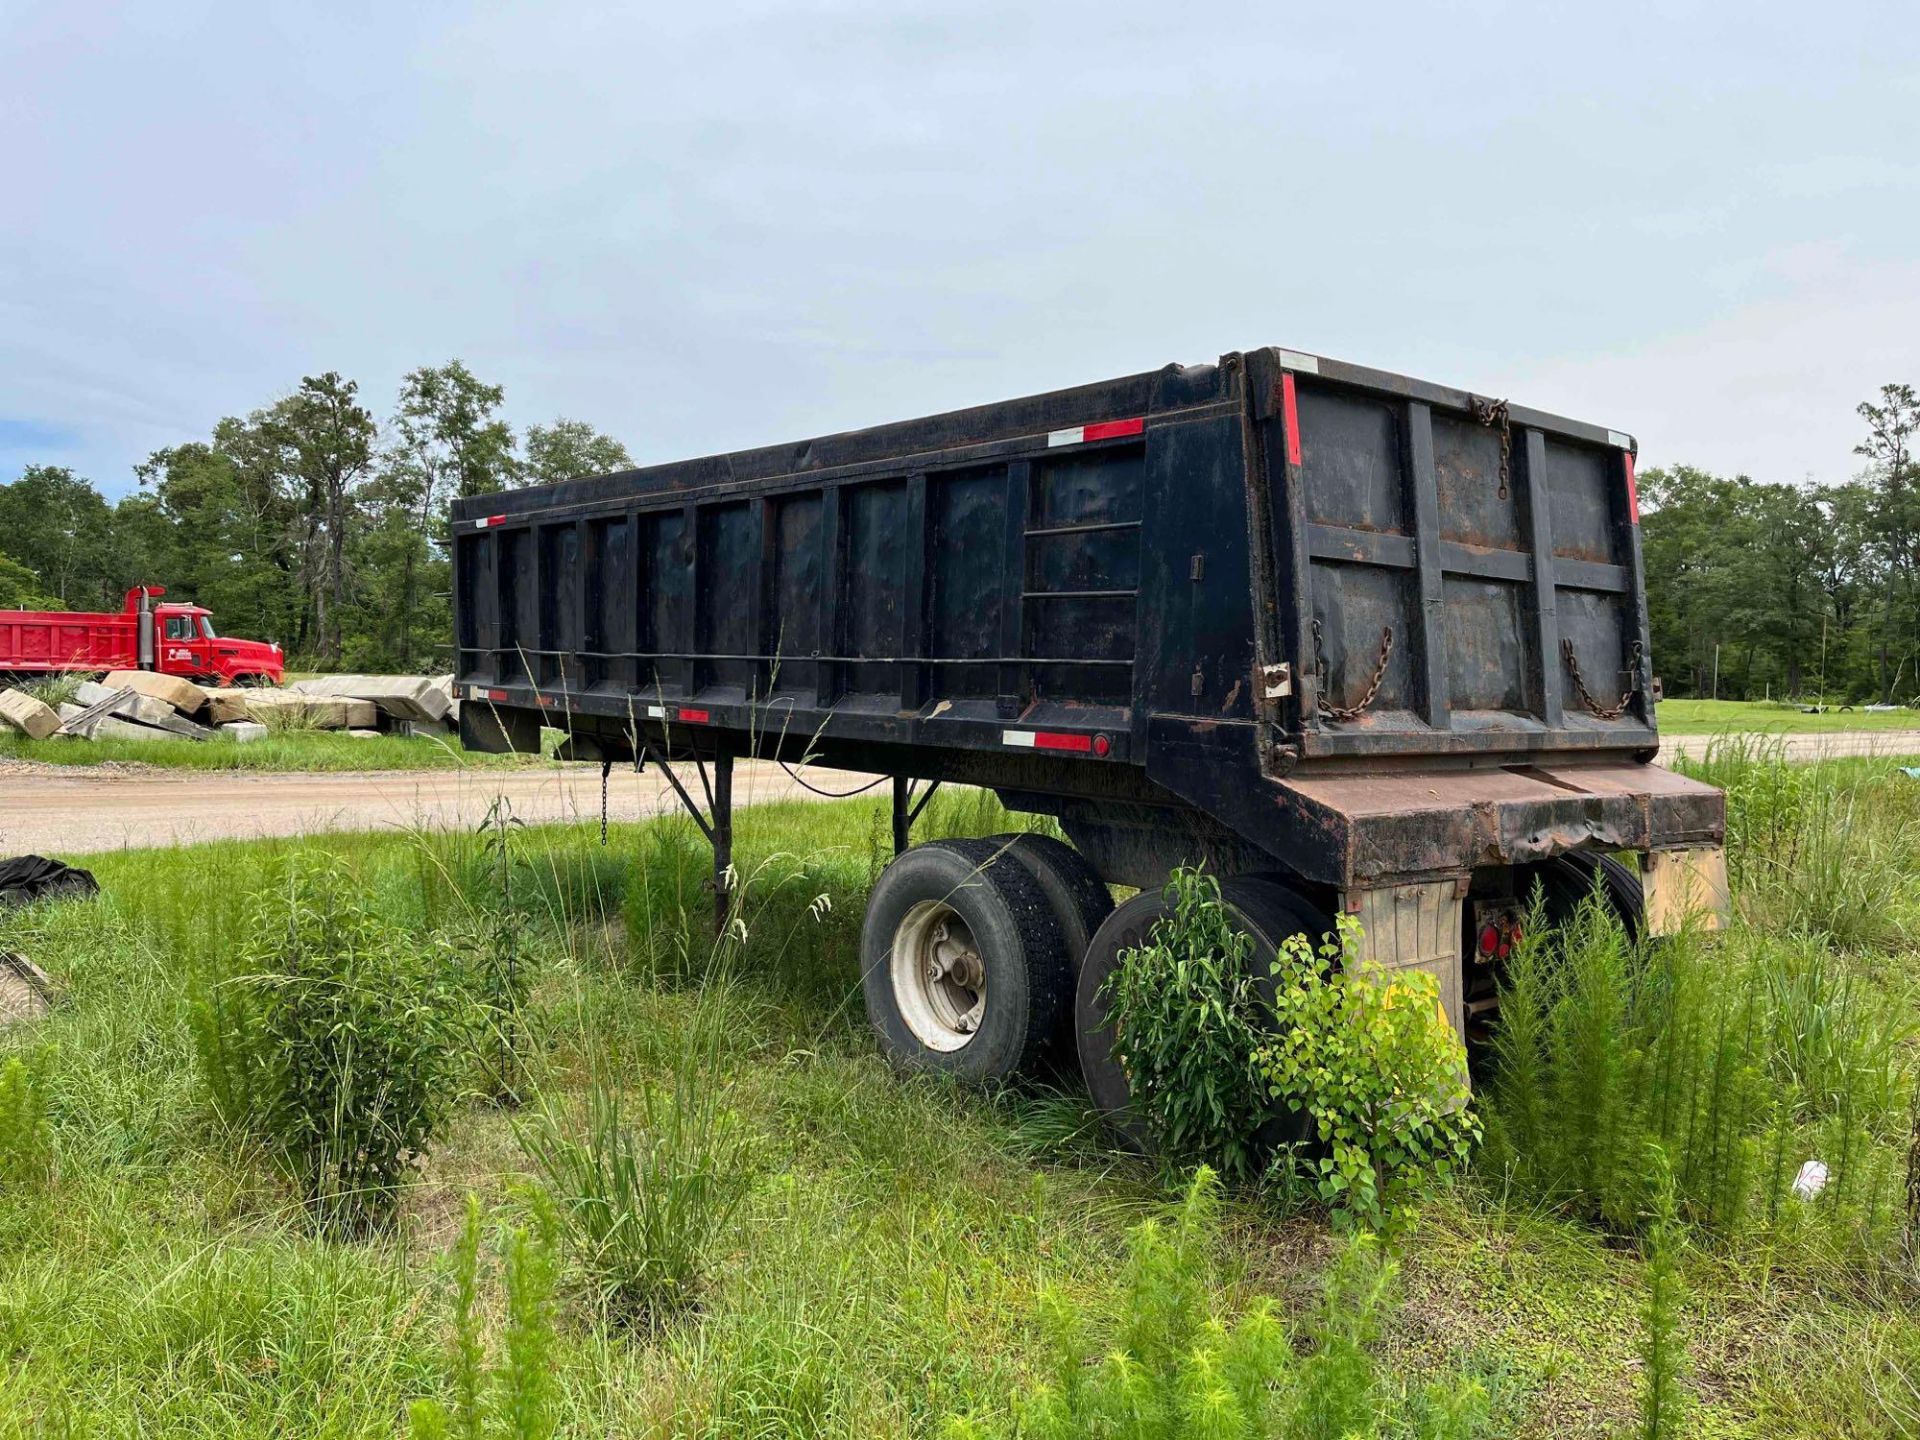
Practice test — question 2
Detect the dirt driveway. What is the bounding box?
[0,760,876,857]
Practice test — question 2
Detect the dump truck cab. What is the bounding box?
[133,589,284,686]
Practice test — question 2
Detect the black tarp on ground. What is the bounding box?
[0,856,100,909]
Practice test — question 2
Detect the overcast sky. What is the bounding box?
[3,1,1916,498]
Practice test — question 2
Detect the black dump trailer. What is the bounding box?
[452,346,1727,1108]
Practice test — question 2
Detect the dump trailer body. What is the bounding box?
[451,347,1723,926]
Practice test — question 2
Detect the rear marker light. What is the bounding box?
[1046,416,1144,448]
[1623,452,1640,525]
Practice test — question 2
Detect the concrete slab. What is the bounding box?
[0,688,61,741]
[101,670,206,715]
[288,675,450,723]
[200,689,254,725]
[56,703,187,743]
[238,691,377,730]
[220,721,269,743]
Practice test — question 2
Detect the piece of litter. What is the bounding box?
[0,951,54,1027]
[1899,767,1920,780]
[1791,1159,1829,1200]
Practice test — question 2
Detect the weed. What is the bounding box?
[409,1193,560,1440]
[519,981,756,1328]
[0,1051,51,1189]
[188,854,467,1235]
[1639,1147,1691,1440]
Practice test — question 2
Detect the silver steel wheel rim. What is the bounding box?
[889,899,986,1052]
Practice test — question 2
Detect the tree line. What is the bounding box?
[1640,382,1918,703]
[2,367,1915,699]
[0,362,630,673]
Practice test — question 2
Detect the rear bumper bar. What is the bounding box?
[1276,760,1725,890]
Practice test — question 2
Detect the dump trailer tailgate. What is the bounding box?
[1277,760,1723,889]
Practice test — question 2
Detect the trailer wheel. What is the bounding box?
[862,839,1069,1081]
[1518,852,1645,937]
[986,834,1113,964]
[1075,875,1330,1152]
[987,832,1113,1049]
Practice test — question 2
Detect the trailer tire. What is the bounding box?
[1075,874,1331,1153]
[862,839,1069,1082]
[1519,852,1645,937]
[986,834,1113,966]
[987,832,1113,1051]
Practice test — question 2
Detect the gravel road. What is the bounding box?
[3,729,1915,858]
[0,759,877,856]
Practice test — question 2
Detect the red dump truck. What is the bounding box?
[0,585,284,687]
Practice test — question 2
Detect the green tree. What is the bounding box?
[359,362,518,669]
[0,551,59,609]
[1855,383,1920,702]
[522,418,631,486]
[262,373,377,663]
[0,465,118,608]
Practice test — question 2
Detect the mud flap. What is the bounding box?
[1643,846,1730,935]
[1342,880,1465,1041]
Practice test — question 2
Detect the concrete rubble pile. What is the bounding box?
[2,671,462,746]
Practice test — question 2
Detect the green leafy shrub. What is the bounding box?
[409,1193,559,1440]
[518,984,756,1328]
[1109,871,1478,1226]
[187,855,467,1236]
[1108,869,1276,1182]
[0,1050,52,1189]
[944,1167,1491,1439]
[1254,918,1479,1231]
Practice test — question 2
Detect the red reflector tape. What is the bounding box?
[677,707,711,724]
[469,686,508,703]
[1281,374,1303,468]
[1623,452,1640,525]
[1047,416,1144,448]
[1002,729,1097,753]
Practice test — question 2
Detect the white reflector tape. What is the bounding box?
[1046,427,1085,447]
[1002,729,1037,747]
[646,705,666,719]
[472,514,508,530]
[1277,349,1320,374]
[1607,430,1633,450]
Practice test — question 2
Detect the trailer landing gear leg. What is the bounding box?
[639,733,735,935]
[891,776,942,856]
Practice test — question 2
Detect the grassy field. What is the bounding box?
[0,763,1916,1436]
[1658,698,1920,734]
[0,728,541,771]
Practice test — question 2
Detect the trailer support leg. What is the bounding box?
[891,776,942,856]
[712,739,734,933]
[637,733,734,935]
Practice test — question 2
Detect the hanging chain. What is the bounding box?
[600,759,611,847]
[1468,394,1512,501]
[1312,619,1395,722]
[1564,638,1644,720]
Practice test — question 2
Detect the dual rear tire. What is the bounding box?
[860,835,1112,1082]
